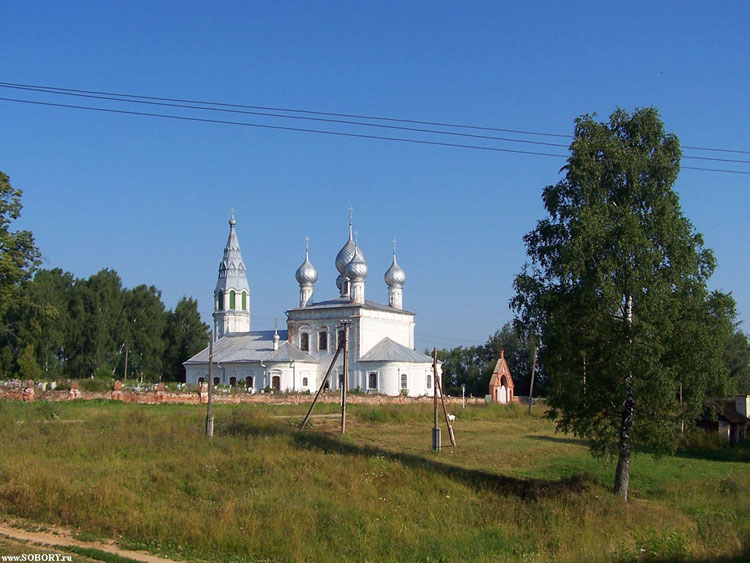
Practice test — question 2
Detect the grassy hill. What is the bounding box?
[0,399,748,561]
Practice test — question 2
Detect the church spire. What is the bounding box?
[213,209,251,339]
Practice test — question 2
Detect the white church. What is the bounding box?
[184,212,438,397]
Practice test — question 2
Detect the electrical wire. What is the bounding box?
[3,82,749,164]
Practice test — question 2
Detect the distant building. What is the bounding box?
[698,396,749,444]
[184,212,438,396]
[488,350,514,404]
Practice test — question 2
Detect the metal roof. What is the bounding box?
[359,337,432,363]
[287,297,413,315]
[183,330,299,364]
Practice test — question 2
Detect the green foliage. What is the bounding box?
[162,296,209,382]
[0,171,41,321]
[512,108,735,499]
[724,328,750,394]
[16,343,41,380]
[0,266,206,383]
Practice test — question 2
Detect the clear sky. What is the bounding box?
[2,2,748,352]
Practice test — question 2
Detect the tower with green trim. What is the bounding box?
[213,210,251,339]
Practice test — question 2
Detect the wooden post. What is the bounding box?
[301,341,343,429]
[432,348,441,451]
[341,322,350,434]
[434,360,456,446]
[528,345,537,415]
[206,331,214,438]
[123,345,129,381]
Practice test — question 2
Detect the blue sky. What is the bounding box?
[2,2,748,351]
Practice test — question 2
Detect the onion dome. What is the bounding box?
[335,232,356,274]
[384,254,406,287]
[295,246,318,285]
[345,244,368,281]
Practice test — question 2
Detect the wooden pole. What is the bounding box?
[432,348,440,451]
[123,345,129,381]
[528,345,537,415]
[434,360,456,446]
[341,322,350,434]
[301,342,343,429]
[206,330,214,438]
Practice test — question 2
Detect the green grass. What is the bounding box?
[0,400,748,561]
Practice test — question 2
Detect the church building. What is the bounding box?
[184,212,437,397]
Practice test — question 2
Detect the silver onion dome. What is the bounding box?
[384,254,406,287]
[295,250,318,285]
[345,245,368,280]
[335,237,356,274]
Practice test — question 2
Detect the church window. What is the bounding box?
[319,331,328,352]
[230,376,237,386]
[245,376,253,387]
[213,377,220,386]
[401,373,408,389]
[198,377,205,384]
[217,291,224,310]
[300,333,310,352]
[338,330,345,350]
[302,377,308,387]
[426,372,432,389]
[230,290,236,309]
[368,372,378,389]
[242,291,247,310]
[343,280,349,294]
[338,373,344,388]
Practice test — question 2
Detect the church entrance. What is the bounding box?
[272,375,280,391]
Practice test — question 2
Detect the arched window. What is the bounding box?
[216,291,224,310]
[338,330,345,350]
[230,290,236,309]
[401,373,408,389]
[300,333,310,352]
[338,373,344,388]
[368,372,378,389]
[213,377,220,386]
[242,291,247,310]
[319,331,328,352]
[343,281,349,294]
[229,376,237,386]
[198,377,205,384]
[426,372,432,389]
[245,376,253,387]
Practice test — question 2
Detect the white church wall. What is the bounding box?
[357,311,413,356]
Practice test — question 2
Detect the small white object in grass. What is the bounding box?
[447,414,455,423]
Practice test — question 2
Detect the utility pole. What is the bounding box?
[528,345,538,415]
[434,358,456,447]
[123,345,129,381]
[301,342,344,429]
[432,347,441,451]
[206,330,214,438]
[341,321,350,434]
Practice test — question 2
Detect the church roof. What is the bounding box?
[287,297,414,315]
[266,341,317,363]
[360,337,432,363]
[184,330,313,365]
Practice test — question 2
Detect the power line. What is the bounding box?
[3,82,749,164]
[2,95,749,176]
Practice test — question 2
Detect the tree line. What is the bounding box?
[1,267,209,382]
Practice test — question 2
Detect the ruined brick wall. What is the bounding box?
[0,386,486,407]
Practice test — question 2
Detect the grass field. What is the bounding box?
[0,399,748,562]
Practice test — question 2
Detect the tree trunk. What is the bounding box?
[614,389,634,500]
[615,293,634,501]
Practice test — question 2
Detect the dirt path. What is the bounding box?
[0,521,175,562]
